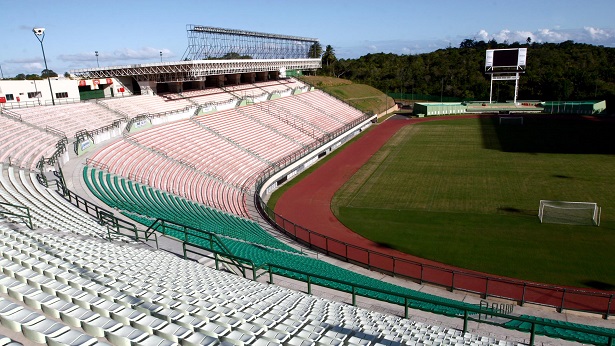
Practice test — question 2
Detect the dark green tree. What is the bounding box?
[322,45,337,67]
[320,38,615,109]
[308,42,322,58]
[41,69,58,78]
[221,52,252,59]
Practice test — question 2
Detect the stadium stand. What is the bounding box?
[0,220,518,346]
[98,95,194,118]
[88,88,368,217]
[83,166,291,252]
[180,88,238,106]
[84,167,480,318]
[0,164,128,242]
[250,81,294,95]
[0,116,60,171]
[7,103,125,139]
[193,108,305,163]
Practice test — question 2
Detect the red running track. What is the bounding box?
[274,115,615,315]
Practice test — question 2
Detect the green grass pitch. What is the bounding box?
[332,116,615,289]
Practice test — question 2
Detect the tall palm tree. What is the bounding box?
[308,42,323,59]
[322,45,337,67]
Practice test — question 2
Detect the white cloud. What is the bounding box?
[58,52,99,62]
[584,26,613,40]
[535,28,568,42]
[336,26,615,59]
[23,62,44,70]
[4,57,42,64]
[113,47,174,60]
[475,27,615,45]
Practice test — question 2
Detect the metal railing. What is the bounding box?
[255,191,615,318]
[0,201,33,229]
[52,179,154,245]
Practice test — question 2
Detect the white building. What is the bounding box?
[0,77,131,109]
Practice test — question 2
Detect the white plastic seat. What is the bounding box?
[237,321,265,336]
[286,336,316,346]
[41,298,79,319]
[137,334,179,346]
[181,331,219,346]
[90,299,124,318]
[26,274,55,290]
[262,329,291,343]
[59,306,99,328]
[21,289,57,310]
[153,322,192,343]
[130,314,168,334]
[7,283,38,302]
[81,315,122,337]
[173,314,207,331]
[0,305,45,332]
[104,325,148,346]
[0,334,14,346]
[198,322,230,337]
[315,335,344,346]
[46,328,99,346]
[21,318,71,343]
[221,329,256,346]
[110,307,146,325]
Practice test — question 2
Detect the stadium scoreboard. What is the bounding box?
[485,48,527,73]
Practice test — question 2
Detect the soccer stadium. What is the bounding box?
[0,24,614,346]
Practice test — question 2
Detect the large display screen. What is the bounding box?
[485,48,527,70]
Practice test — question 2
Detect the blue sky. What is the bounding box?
[1,0,614,78]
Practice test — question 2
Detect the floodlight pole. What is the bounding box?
[95,51,99,67]
[440,78,444,103]
[0,64,4,79]
[33,28,55,106]
[514,72,519,104]
[489,74,493,104]
[160,51,162,62]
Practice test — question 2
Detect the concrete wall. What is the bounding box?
[0,79,79,107]
[0,77,133,109]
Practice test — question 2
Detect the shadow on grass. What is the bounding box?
[553,174,573,179]
[480,115,615,154]
[497,207,537,217]
[580,280,615,291]
[375,242,394,250]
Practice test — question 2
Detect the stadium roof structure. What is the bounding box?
[182,24,319,60]
[69,58,321,82]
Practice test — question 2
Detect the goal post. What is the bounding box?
[538,200,601,226]
[499,116,523,125]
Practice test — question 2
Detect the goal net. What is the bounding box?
[499,116,523,125]
[538,200,601,226]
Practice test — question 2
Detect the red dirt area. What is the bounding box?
[273,115,614,313]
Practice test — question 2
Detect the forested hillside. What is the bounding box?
[320,40,615,108]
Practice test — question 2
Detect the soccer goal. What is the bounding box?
[499,116,524,125]
[538,200,601,226]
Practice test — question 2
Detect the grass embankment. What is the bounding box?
[332,117,615,288]
[300,76,395,115]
